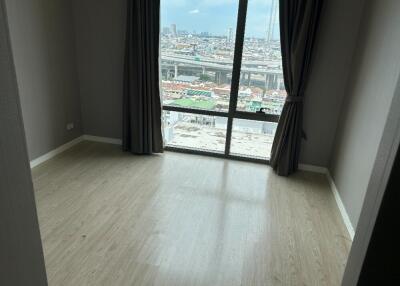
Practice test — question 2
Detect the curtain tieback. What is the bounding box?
[285,95,303,103]
[285,95,307,139]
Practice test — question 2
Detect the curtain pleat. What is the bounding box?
[123,0,163,154]
[270,0,323,175]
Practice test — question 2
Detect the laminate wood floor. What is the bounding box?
[32,141,351,286]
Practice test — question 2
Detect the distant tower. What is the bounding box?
[227,28,233,43]
[162,27,170,35]
[171,24,177,37]
[266,0,278,44]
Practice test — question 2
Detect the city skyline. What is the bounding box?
[160,0,284,158]
[161,0,280,39]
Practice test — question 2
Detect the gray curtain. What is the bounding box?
[270,0,323,175]
[123,0,163,154]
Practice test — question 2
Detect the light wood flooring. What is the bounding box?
[32,141,351,286]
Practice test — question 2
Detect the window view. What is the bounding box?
[238,0,285,115]
[163,111,227,153]
[230,119,277,159]
[160,1,239,112]
[160,0,284,160]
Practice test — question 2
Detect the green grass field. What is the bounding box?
[171,98,215,110]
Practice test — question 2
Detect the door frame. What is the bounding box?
[341,72,400,285]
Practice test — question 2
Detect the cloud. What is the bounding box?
[188,9,200,14]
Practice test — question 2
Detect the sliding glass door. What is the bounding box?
[160,0,285,162]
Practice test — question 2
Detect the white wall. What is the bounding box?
[0,0,48,283]
[72,0,126,139]
[5,0,83,160]
[300,0,366,166]
[330,0,400,228]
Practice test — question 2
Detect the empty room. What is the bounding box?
[1,0,400,285]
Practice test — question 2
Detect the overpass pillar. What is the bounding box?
[174,64,178,79]
[215,72,223,84]
[220,72,227,84]
[276,76,281,90]
[266,74,274,90]
[273,75,278,89]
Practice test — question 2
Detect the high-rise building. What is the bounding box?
[162,27,170,35]
[171,24,177,37]
[227,28,233,43]
[266,0,278,43]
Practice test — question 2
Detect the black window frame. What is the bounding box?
[161,0,281,164]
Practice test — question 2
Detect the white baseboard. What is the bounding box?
[298,163,328,174]
[327,172,355,239]
[299,163,354,240]
[30,135,122,168]
[30,135,84,168]
[83,135,122,145]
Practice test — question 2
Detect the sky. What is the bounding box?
[160,0,280,39]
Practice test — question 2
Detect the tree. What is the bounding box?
[199,74,212,82]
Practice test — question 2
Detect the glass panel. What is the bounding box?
[163,111,228,153]
[230,119,277,159]
[160,0,240,112]
[237,0,286,115]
